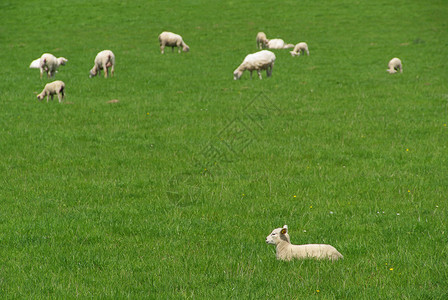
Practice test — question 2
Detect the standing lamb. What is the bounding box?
[290,42,310,56]
[158,31,190,54]
[89,50,115,78]
[37,53,68,79]
[266,225,343,261]
[267,39,294,49]
[256,32,269,49]
[233,50,276,80]
[387,57,403,74]
[36,80,65,103]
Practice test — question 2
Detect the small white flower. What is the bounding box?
[303,230,307,233]
[396,213,400,216]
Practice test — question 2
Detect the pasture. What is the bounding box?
[1,0,447,298]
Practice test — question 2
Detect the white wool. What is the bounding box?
[387,57,402,74]
[29,58,41,69]
[233,50,276,80]
[158,31,190,54]
[290,42,310,57]
[37,53,68,79]
[267,39,294,49]
[89,50,115,78]
[266,225,343,261]
[256,32,269,49]
[36,80,65,103]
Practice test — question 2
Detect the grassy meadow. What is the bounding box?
[1,0,447,298]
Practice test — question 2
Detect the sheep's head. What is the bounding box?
[37,93,44,101]
[290,51,300,57]
[57,57,68,66]
[233,69,243,80]
[266,225,290,245]
[89,68,97,78]
[183,45,190,52]
[387,69,397,74]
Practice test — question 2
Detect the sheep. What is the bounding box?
[38,53,68,79]
[233,50,276,80]
[158,31,190,54]
[89,50,115,78]
[387,57,403,74]
[36,80,65,103]
[290,42,310,57]
[266,225,343,261]
[256,32,269,49]
[29,58,41,69]
[267,39,294,49]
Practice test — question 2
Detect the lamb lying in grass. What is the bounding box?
[266,225,343,261]
[233,50,276,80]
[267,39,294,49]
[37,80,65,103]
[387,57,403,74]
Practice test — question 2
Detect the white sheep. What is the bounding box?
[158,31,190,54]
[37,53,68,79]
[267,39,294,49]
[256,32,269,49]
[266,225,343,261]
[36,80,65,103]
[89,50,115,78]
[290,42,310,56]
[233,50,276,80]
[387,57,403,74]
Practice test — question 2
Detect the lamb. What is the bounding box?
[36,80,65,103]
[256,32,269,49]
[267,39,294,49]
[266,225,343,261]
[233,50,276,80]
[89,50,115,78]
[290,42,310,56]
[158,31,190,54]
[387,57,403,74]
[37,53,68,79]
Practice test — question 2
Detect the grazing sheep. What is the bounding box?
[233,50,276,80]
[158,31,190,54]
[36,80,65,103]
[290,42,310,56]
[38,53,68,79]
[267,39,294,49]
[256,32,269,49]
[266,225,343,261]
[387,57,403,74]
[89,50,115,78]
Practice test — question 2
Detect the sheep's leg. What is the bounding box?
[46,94,50,103]
[40,68,43,79]
[160,43,165,54]
[257,70,262,80]
[57,92,62,103]
[249,71,253,79]
[104,66,108,78]
[111,65,114,77]
[172,46,175,53]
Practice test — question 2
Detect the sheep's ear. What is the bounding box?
[280,228,287,235]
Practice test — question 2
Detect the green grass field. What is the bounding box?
[1,0,447,298]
